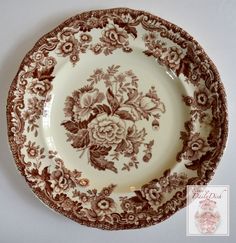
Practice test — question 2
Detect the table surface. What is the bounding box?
[0,1,235,243]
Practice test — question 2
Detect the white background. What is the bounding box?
[0,1,235,243]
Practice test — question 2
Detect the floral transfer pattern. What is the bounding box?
[48,21,134,65]
[7,8,227,230]
[22,57,56,136]
[61,65,165,173]
[71,169,188,225]
[142,27,227,185]
[20,142,189,226]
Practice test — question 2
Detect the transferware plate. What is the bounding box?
[6,8,228,230]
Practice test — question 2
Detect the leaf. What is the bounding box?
[127,125,146,142]
[180,131,189,142]
[163,169,171,177]
[133,190,146,202]
[93,104,111,115]
[41,66,54,76]
[64,97,75,117]
[67,129,90,149]
[185,160,200,171]
[99,184,116,197]
[106,88,120,113]
[125,126,147,155]
[30,168,39,177]
[104,48,113,56]
[61,121,79,133]
[34,130,38,137]
[124,26,137,38]
[124,89,139,105]
[176,58,191,77]
[184,121,194,132]
[41,166,50,181]
[107,65,120,75]
[33,66,55,81]
[115,110,135,121]
[87,209,99,219]
[115,139,128,152]
[40,148,44,155]
[89,145,117,173]
[143,50,153,57]
[78,120,88,129]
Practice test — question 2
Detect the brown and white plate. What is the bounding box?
[7,8,228,230]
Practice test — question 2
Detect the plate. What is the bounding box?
[7,8,228,230]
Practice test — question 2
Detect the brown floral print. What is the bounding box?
[91,26,132,55]
[141,182,163,206]
[50,158,82,194]
[29,66,54,97]
[88,114,126,145]
[164,46,183,69]
[183,87,212,111]
[24,148,88,196]
[32,51,45,63]
[80,33,92,43]
[29,79,52,96]
[22,97,45,136]
[100,26,129,50]
[61,65,166,173]
[58,36,79,56]
[194,89,211,110]
[64,87,105,122]
[25,141,40,158]
[143,32,167,60]
[184,133,208,161]
[92,196,115,213]
[56,31,92,65]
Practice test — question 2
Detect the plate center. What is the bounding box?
[42,49,190,192]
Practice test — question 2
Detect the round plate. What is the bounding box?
[7,8,228,230]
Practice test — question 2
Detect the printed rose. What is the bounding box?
[160,172,187,193]
[100,27,128,48]
[23,97,44,124]
[185,133,208,160]
[194,89,211,110]
[50,169,71,193]
[29,78,52,97]
[58,36,78,56]
[88,113,126,145]
[165,46,183,69]
[142,182,163,206]
[92,196,115,213]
